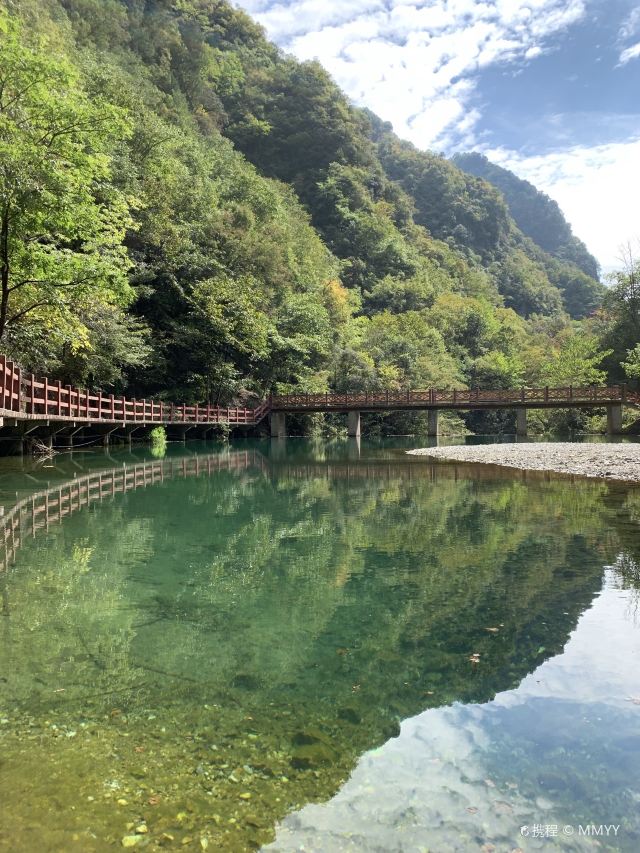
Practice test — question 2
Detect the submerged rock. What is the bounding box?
[290,743,336,769]
[231,674,260,690]
[337,707,362,725]
[291,727,333,747]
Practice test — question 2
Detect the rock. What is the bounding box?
[337,707,361,725]
[231,674,260,690]
[381,719,401,739]
[121,836,142,848]
[290,743,335,769]
[292,728,332,747]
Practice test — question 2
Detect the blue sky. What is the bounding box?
[234,0,640,272]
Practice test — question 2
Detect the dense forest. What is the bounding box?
[1,0,639,433]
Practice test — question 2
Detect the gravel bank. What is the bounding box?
[407,442,640,482]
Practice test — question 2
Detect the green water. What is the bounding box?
[0,439,638,852]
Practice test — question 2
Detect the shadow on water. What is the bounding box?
[0,439,638,850]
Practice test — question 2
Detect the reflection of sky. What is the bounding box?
[266,570,640,852]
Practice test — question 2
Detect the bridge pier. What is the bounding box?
[428,409,439,437]
[347,411,361,438]
[607,404,623,435]
[270,412,286,439]
[516,408,528,437]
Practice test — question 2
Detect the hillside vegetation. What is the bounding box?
[1,0,637,432]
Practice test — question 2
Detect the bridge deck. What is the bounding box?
[270,387,636,413]
[0,354,635,434]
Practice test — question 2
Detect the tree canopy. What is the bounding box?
[0,0,626,434]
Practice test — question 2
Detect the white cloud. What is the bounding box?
[234,0,587,150]
[233,1,635,271]
[487,138,640,272]
[617,5,640,64]
[618,40,640,65]
[618,4,640,42]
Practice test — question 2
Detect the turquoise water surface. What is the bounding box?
[0,439,638,851]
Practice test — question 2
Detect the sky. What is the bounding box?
[233,0,640,273]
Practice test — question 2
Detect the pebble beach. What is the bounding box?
[407,442,640,483]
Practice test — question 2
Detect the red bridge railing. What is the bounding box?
[271,385,638,410]
[0,355,269,425]
[1,352,637,426]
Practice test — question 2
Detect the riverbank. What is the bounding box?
[407,442,640,482]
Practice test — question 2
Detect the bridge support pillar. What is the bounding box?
[428,409,439,437]
[347,410,361,438]
[270,411,286,439]
[607,404,623,435]
[516,408,528,437]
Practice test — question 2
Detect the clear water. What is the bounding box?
[0,439,638,852]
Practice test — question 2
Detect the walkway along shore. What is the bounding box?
[407,442,640,483]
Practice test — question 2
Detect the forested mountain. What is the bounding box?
[453,152,600,280]
[1,0,635,432]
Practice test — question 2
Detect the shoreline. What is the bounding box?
[407,442,640,483]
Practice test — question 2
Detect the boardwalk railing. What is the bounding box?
[271,385,638,411]
[1,351,638,427]
[0,355,270,425]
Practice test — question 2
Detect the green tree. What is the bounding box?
[540,334,611,386]
[0,13,132,345]
[621,344,640,381]
[599,249,640,381]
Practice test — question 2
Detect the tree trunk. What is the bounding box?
[0,206,9,340]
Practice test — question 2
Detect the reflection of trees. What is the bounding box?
[1,455,630,715]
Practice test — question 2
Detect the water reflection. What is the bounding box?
[267,571,640,852]
[0,442,638,851]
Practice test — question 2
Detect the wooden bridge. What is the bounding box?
[0,353,635,451]
[269,386,637,437]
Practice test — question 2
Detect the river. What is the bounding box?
[0,438,638,851]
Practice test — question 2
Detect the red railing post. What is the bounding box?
[170,403,175,423]
[29,374,35,414]
[160,401,164,422]
[6,360,12,410]
[0,354,5,409]
[121,394,126,423]
[110,393,115,420]
[195,402,199,423]
[15,364,22,412]
[55,379,62,416]
[4,359,12,410]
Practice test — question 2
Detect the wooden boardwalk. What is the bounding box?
[0,353,635,445]
[270,386,637,412]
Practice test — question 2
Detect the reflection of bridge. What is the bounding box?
[1,353,635,451]
[0,448,603,573]
[0,451,266,573]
